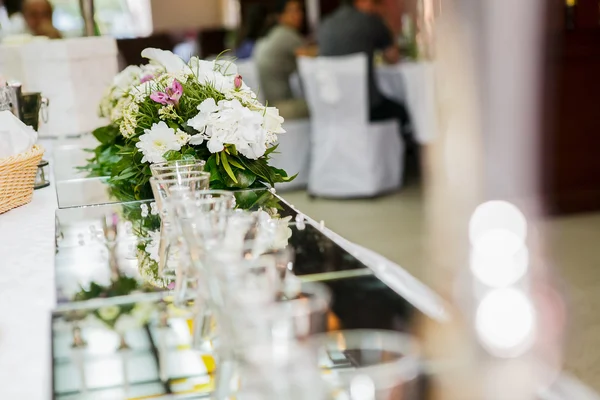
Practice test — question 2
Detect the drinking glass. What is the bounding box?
[310,329,422,400]
[168,191,238,351]
[149,159,206,178]
[150,171,210,292]
[236,342,327,400]
[150,171,210,214]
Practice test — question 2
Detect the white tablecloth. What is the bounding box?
[0,150,57,398]
[376,62,437,145]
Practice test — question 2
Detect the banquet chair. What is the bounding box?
[298,54,404,198]
[235,61,310,191]
[270,118,311,191]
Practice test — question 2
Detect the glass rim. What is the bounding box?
[151,171,211,184]
[167,189,237,201]
[150,159,206,169]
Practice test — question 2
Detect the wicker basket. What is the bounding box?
[0,145,45,214]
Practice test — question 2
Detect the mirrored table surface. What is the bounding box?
[51,270,427,400]
[55,194,371,306]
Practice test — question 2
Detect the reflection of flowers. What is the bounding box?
[74,276,143,329]
[86,302,156,333]
[114,302,155,333]
[272,216,293,250]
[253,210,292,250]
[137,231,170,289]
[145,230,161,263]
[98,305,120,321]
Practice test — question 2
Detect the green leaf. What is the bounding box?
[222,167,255,188]
[110,168,137,181]
[239,157,272,183]
[227,156,245,170]
[205,155,222,183]
[164,150,183,161]
[264,144,279,157]
[234,190,259,209]
[220,152,238,183]
[92,125,120,145]
[167,120,179,130]
[216,152,220,165]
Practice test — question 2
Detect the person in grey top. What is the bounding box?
[254,0,309,119]
[318,0,411,137]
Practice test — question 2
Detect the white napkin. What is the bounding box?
[0,110,38,159]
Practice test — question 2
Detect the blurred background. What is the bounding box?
[2,0,600,396]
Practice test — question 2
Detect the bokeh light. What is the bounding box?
[470,246,529,288]
[350,374,375,400]
[469,201,527,256]
[475,288,536,358]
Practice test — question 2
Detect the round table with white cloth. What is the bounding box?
[376,61,437,145]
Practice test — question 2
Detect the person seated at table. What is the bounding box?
[254,0,311,119]
[2,0,61,39]
[318,0,411,140]
[23,0,61,38]
[235,4,273,60]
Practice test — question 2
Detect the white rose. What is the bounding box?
[264,107,285,134]
[141,48,188,74]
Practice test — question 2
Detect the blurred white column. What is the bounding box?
[423,0,562,399]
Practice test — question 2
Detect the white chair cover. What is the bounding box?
[298,54,404,198]
[236,60,310,191]
[271,118,311,191]
[377,62,437,145]
[235,59,265,104]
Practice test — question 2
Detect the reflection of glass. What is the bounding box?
[237,342,326,400]
[311,330,421,400]
[52,298,212,398]
[169,191,238,351]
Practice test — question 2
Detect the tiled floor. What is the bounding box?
[283,183,600,392]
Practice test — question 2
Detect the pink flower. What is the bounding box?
[150,79,183,105]
[140,74,155,84]
[234,74,243,90]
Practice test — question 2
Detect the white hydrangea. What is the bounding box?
[135,121,183,164]
[187,98,285,159]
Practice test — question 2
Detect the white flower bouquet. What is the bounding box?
[85,48,294,201]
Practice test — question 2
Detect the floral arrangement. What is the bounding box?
[84,48,294,202]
